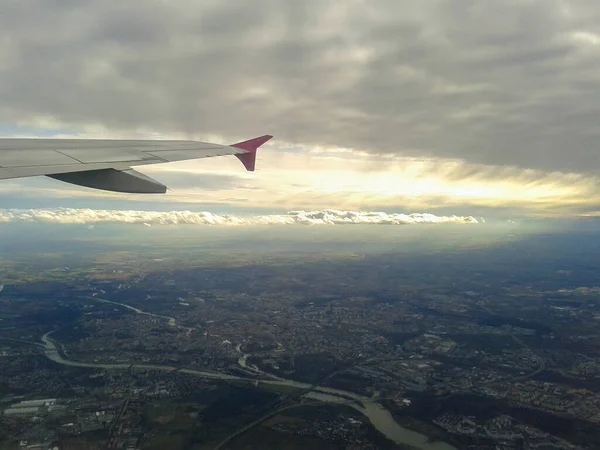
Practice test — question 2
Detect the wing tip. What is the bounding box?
[232,135,273,171]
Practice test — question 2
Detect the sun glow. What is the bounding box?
[138,146,600,214]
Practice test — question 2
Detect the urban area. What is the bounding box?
[0,229,599,449]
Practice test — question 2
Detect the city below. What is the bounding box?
[0,225,599,449]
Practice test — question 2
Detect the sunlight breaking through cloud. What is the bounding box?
[0,208,480,226]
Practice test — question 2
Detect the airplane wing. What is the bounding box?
[0,135,272,193]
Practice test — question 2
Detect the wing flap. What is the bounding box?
[48,168,167,194]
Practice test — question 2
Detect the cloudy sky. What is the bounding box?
[2,0,600,220]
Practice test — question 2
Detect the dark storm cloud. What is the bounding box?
[2,0,600,172]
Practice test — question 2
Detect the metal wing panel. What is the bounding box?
[0,168,13,180]
[59,149,157,164]
[2,161,143,179]
[0,138,223,151]
[59,141,230,164]
[142,146,239,162]
[0,139,242,181]
[0,150,79,167]
[0,136,269,191]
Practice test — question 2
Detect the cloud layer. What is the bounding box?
[0,208,479,226]
[2,0,600,174]
[1,146,599,217]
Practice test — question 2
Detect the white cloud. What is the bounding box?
[570,31,600,46]
[0,208,479,226]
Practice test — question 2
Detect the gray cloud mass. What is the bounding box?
[2,0,600,173]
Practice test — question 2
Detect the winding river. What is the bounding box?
[41,333,456,450]
[85,297,177,327]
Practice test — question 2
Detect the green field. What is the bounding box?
[143,434,188,450]
[145,402,198,431]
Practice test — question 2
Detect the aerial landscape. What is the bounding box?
[1,220,599,449]
[3,0,600,449]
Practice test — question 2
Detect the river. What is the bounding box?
[84,297,177,327]
[41,333,456,450]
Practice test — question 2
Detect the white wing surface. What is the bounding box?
[0,135,272,193]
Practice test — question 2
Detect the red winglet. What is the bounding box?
[232,135,273,171]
